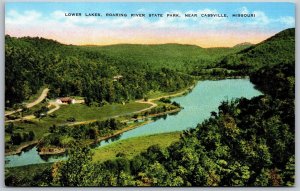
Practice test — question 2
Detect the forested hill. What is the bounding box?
[4,28,295,186]
[46,29,294,186]
[47,46,294,187]
[11,44,294,187]
[80,43,250,72]
[217,28,295,70]
[5,28,293,107]
[5,36,248,107]
[6,36,195,107]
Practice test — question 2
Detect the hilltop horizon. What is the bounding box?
[4,33,267,48]
[5,27,294,48]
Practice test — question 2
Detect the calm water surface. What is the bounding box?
[97,79,262,147]
[5,79,262,167]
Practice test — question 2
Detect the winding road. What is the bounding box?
[66,85,195,126]
[26,88,49,108]
[5,88,51,122]
[5,88,49,117]
[47,102,60,114]
[5,84,195,124]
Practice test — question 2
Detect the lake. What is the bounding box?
[5,79,262,167]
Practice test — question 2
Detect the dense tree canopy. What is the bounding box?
[217,28,295,72]
[5,36,197,107]
[63,61,294,186]
[7,59,294,186]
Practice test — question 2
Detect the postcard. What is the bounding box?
[4,2,295,187]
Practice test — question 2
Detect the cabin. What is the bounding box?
[56,97,75,104]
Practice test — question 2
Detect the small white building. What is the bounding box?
[56,97,75,104]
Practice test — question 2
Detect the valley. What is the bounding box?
[4,28,295,186]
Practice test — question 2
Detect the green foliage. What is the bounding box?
[49,59,293,186]
[218,28,295,71]
[33,106,49,118]
[53,147,94,186]
[10,133,22,145]
[5,123,14,134]
[39,119,125,148]
[66,117,76,122]
[28,131,35,141]
[5,163,53,186]
[5,36,196,107]
[92,132,181,163]
[250,63,294,99]
[82,43,248,73]
[159,97,171,104]
[5,28,294,187]
[282,156,295,186]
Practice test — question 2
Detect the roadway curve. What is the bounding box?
[5,88,49,116]
[47,102,60,114]
[26,88,49,108]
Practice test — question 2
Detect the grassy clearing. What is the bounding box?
[43,102,151,124]
[92,131,181,163]
[13,120,50,139]
[146,83,195,100]
[146,90,166,99]
[5,102,151,152]
[6,83,191,154]
[5,120,51,152]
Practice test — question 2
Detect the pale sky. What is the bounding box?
[5,2,295,47]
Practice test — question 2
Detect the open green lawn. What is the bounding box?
[6,120,51,151]
[6,102,150,152]
[12,120,51,139]
[92,131,181,163]
[43,102,151,124]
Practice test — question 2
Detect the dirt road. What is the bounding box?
[26,88,49,108]
[47,102,60,114]
[5,88,49,116]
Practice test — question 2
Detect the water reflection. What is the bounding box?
[152,114,168,121]
[168,110,180,116]
[5,79,262,167]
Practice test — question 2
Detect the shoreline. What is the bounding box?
[39,108,182,156]
[38,120,154,156]
[38,147,66,156]
[9,107,182,157]
[5,141,39,156]
[196,75,249,81]
[121,107,181,123]
[4,108,181,157]
[152,82,196,101]
[5,82,195,157]
[93,120,154,145]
